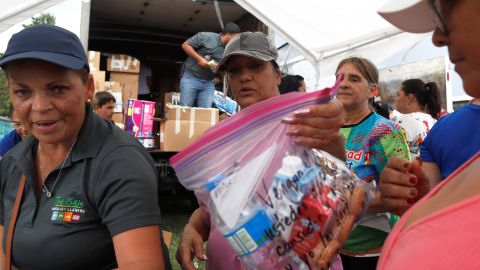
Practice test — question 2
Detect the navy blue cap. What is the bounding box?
[0,24,88,71]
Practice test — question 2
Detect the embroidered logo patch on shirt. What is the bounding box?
[50,196,86,223]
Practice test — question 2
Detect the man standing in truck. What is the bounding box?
[179,22,240,108]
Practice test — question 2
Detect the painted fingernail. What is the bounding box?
[203,254,208,260]
[409,189,417,198]
[294,108,310,115]
[415,156,423,166]
[281,117,295,124]
[409,176,417,185]
[403,163,411,171]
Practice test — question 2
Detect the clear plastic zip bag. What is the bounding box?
[171,81,375,270]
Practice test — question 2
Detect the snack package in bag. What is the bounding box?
[171,81,375,270]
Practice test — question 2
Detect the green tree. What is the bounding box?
[0,53,9,117]
[22,12,56,28]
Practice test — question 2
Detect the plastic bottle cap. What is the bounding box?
[277,155,303,176]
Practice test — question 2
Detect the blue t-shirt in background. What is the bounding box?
[420,103,480,179]
[0,130,21,156]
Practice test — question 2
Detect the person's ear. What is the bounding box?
[275,69,282,86]
[368,84,378,98]
[86,74,95,101]
[407,93,415,104]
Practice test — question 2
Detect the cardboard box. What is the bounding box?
[104,81,123,113]
[107,54,140,73]
[163,92,180,111]
[91,71,106,93]
[165,104,219,123]
[112,112,124,124]
[104,81,122,92]
[160,105,219,151]
[160,120,215,151]
[88,51,101,72]
[110,72,139,111]
[110,72,138,110]
[125,99,156,138]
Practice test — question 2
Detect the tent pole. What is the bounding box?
[314,62,321,90]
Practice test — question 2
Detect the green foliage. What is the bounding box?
[0,52,9,117]
[0,90,10,117]
[22,12,56,28]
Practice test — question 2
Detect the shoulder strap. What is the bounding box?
[5,175,26,270]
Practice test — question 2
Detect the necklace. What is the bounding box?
[38,137,77,198]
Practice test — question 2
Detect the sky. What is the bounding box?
[0,0,82,53]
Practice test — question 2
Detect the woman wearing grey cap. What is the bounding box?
[0,25,166,269]
[377,0,480,269]
[176,32,345,270]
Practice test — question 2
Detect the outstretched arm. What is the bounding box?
[176,208,210,270]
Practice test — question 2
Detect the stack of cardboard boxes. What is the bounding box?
[88,51,141,125]
[107,54,141,123]
[89,51,106,92]
[88,52,220,152]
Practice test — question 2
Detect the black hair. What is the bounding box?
[221,22,241,34]
[279,74,305,94]
[272,60,280,70]
[401,79,441,119]
[93,91,116,109]
[372,101,392,119]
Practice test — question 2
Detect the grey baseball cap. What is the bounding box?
[217,31,278,72]
[378,0,437,33]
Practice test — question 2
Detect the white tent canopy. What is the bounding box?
[235,0,400,62]
[234,0,434,86]
[0,0,65,33]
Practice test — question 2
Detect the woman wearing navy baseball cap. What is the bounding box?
[0,25,166,269]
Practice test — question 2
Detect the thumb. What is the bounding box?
[409,158,431,199]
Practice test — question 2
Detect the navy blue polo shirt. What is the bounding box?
[0,104,161,269]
